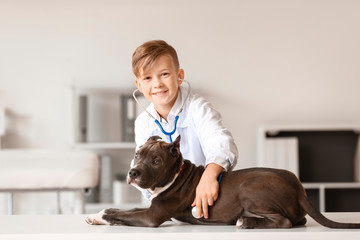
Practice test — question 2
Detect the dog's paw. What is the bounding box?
[236,218,244,229]
[85,209,110,225]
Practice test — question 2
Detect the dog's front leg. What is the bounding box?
[86,208,146,225]
[104,207,168,227]
[86,207,166,227]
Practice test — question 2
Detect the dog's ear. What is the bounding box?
[168,135,181,157]
[147,136,162,142]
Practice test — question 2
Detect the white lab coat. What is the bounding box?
[134,84,238,171]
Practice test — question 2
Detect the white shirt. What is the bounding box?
[134,84,238,171]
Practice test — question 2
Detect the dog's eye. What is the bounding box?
[134,152,139,159]
[151,157,160,165]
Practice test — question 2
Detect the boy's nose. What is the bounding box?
[152,77,163,87]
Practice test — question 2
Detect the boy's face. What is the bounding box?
[135,54,184,117]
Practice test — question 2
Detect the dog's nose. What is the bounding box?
[129,169,140,179]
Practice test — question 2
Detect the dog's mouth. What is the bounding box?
[127,175,149,190]
[127,175,138,186]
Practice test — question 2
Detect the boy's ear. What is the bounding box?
[135,78,143,93]
[177,69,184,84]
[168,135,181,157]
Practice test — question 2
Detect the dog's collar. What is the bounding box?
[178,163,186,177]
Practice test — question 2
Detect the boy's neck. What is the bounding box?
[155,106,171,122]
[154,91,179,122]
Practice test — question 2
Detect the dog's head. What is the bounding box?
[127,135,183,191]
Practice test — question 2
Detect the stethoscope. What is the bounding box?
[132,80,191,143]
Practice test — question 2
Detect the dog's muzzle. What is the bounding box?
[128,168,140,180]
[127,168,142,187]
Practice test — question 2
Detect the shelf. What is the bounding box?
[258,124,360,134]
[302,182,360,212]
[257,124,360,213]
[303,182,360,189]
[72,142,136,150]
[69,86,140,210]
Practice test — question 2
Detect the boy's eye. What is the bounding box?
[143,76,151,81]
[162,73,169,77]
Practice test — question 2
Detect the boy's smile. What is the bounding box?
[152,90,168,96]
[135,54,184,121]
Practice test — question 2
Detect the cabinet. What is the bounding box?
[257,124,360,212]
[69,86,149,213]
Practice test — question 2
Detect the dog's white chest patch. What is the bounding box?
[148,172,179,201]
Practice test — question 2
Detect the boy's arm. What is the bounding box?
[189,96,238,219]
[191,97,238,171]
[191,163,224,219]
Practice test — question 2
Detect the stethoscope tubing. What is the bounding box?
[154,116,179,143]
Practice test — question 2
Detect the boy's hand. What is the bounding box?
[191,163,224,219]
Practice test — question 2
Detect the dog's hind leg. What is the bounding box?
[236,213,292,229]
[294,217,307,226]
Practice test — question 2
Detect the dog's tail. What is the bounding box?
[299,193,360,228]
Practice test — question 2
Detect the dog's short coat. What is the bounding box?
[86,136,360,228]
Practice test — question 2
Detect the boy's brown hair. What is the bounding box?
[132,40,180,77]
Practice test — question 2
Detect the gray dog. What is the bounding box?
[86,135,360,228]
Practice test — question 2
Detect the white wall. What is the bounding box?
[1,0,360,169]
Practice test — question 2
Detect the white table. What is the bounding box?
[1,212,360,240]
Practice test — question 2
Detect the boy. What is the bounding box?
[132,40,238,219]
